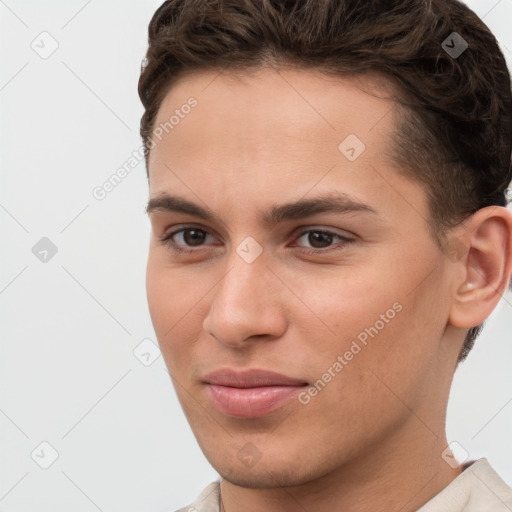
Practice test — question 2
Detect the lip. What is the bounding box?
[203,369,308,418]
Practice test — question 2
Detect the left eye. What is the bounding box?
[293,229,352,251]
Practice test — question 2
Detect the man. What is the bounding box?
[138,0,512,510]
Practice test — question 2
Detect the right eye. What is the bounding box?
[159,226,218,253]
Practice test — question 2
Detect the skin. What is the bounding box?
[145,67,512,512]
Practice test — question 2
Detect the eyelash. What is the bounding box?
[158,225,355,255]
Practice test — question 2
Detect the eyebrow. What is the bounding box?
[145,192,377,226]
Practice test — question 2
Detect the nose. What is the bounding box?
[202,252,287,348]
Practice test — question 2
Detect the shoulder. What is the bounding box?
[465,458,512,510]
[418,458,512,512]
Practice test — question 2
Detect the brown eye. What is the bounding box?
[294,229,353,253]
[179,228,208,246]
[306,231,335,249]
[160,227,215,252]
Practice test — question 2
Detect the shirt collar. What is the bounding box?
[183,458,512,512]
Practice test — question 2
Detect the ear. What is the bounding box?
[448,205,512,330]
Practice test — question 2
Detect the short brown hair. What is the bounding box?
[138,0,512,362]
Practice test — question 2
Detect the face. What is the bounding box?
[146,68,460,488]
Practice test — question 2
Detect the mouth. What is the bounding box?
[202,369,309,418]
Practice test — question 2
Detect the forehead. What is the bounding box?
[151,68,397,161]
[147,67,429,226]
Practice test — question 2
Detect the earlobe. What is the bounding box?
[448,206,512,330]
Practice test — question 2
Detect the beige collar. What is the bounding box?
[179,458,512,512]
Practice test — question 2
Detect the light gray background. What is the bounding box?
[1,1,511,510]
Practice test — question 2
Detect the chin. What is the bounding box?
[204,443,341,490]
[218,463,316,489]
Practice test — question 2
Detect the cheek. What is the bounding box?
[297,295,438,435]
[146,257,185,346]
[146,254,169,333]
[305,252,445,374]
[146,249,195,326]
[146,255,208,371]
[337,271,447,399]
[293,265,402,342]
